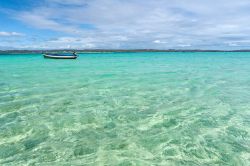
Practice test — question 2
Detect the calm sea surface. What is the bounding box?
[0,52,250,165]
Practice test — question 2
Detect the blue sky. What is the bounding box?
[1,0,250,50]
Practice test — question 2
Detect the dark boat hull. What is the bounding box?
[44,54,77,59]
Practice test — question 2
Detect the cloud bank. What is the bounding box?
[2,0,250,49]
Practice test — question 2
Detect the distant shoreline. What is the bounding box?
[1,49,250,54]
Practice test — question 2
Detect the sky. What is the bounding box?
[1,0,250,50]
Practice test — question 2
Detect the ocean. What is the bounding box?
[0,52,249,165]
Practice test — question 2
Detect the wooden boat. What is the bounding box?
[44,53,77,59]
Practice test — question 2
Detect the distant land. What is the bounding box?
[1,49,250,54]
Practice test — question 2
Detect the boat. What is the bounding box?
[43,52,77,59]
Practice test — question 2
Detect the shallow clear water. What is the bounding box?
[0,52,250,165]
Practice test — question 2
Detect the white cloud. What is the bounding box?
[178,44,192,47]
[153,40,167,44]
[16,12,82,34]
[0,31,24,37]
[45,37,96,49]
[3,0,250,49]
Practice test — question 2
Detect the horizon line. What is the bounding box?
[2,49,250,53]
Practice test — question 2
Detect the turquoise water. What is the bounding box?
[0,52,250,165]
